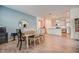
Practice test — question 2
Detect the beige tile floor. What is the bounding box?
[0,34,79,53]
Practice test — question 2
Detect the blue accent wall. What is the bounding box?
[0,6,37,38]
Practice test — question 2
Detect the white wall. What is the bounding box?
[70,8,79,39]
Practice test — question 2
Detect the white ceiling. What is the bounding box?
[4,5,79,17]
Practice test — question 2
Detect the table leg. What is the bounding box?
[12,36,15,41]
[26,36,29,48]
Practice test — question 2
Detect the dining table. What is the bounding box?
[24,31,36,49]
[23,30,45,49]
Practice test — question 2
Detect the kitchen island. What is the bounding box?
[47,28,62,36]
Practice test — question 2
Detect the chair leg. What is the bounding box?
[41,36,43,42]
[17,39,19,47]
[43,35,45,42]
[25,39,26,48]
[29,38,33,47]
[33,38,36,46]
[29,39,31,45]
[38,38,40,44]
[17,41,19,47]
[39,36,42,42]
[19,41,22,50]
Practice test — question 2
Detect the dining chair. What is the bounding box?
[36,29,45,43]
[16,29,26,50]
[28,35,35,46]
[39,33,45,43]
[28,34,41,47]
[34,35,41,45]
